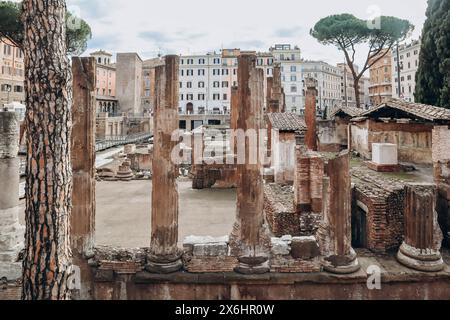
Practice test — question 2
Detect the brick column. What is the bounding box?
[146,55,182,273]
[234,54,269,274]
[272,63,283,111]
[0,111,24,280]
[318,151,360,274]
[266,77,273,113]
[305,78,318,151]
[70,57,96,298]
[397,183,444,272]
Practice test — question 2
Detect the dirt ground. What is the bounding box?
[19,179,236,248]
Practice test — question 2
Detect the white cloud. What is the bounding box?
[69,0,428,68]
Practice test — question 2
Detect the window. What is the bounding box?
[198,94,205,100]
[221,69,229,75]
[213,69,220,76]
[187,82,192,88]
[198,69,205,76]
[290,66,297,72]
[198,81,205,88]
[145,89,150,97]
[186,69,194,76]
[187,94,194,100]
[180,94,184,101]
[199,58,206,64]
[213,81,220,88]
[213,93,220,100]
[180,82,183,88]
[1,84,11,92]
[291,86,297,93]
[181,70,184,76]
[213,58,220,64]
[291,75,297,82]
[222,81,229,88]
[223,94,228,100]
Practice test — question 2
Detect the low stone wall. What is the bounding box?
[192,164,237,189]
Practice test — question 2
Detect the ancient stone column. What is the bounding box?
[0,111,24,280]
[146,55,183,273]
[397,183,445,272]
[71,57,96,299]
[233,53,269,274]
[318,151,360,274]
[305,78,318,151]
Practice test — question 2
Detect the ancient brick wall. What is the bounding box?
[352,169,406,253]
[192,164,237,189]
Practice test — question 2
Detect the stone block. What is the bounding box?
[192,242,229,257]
[290,236,320,259]
[372,143,398,165]
[183,235,229,254]
[271,237,291,256]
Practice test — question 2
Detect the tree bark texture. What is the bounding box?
[21,0,73,300]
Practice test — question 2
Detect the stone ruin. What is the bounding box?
[1,54,450,301]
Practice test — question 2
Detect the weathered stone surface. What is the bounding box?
[318,151,360,274]
[397,183,445,272]
[147,55,182,273]
[291,236,320,260]
[183,235,229,253]
[0,111,19,158]
[232,53,269,274]
[0,112,23,281]
[271,237,291,256]
[193,243,228,257]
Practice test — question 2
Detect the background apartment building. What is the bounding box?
[369,49,393,106]
[302,61,342,115]
[178,49,273,116]
[392,39,421,102]
[0,38,25,107]
[90,50,118,115]
[269,44,302,113]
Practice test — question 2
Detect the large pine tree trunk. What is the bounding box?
[21,0,73,300]
[354,78,361,108]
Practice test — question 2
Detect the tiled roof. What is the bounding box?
[267,112,306,131]
[360,99,450,122]
[329,106,364,119]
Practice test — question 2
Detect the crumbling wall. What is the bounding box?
[368,121,433,164]
[318,119,348,152]
[192,164,237,189]
[352,168,406,253]
[433,126,450,246]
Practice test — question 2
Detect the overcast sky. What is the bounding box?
[65,0,428,68]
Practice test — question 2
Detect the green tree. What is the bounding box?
[311,14,413,107]
[415,0,450,108]
[0,0,91,55]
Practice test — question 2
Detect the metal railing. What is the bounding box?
[95,133,153,152]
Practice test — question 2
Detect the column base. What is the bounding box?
[146,253,183,274]
[322,249,361,275]
[234,256,270,275]
[397,242,445,272]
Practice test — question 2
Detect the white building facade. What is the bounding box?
[302,61,342,115]
[179,50,274,115]
[392,39,421,102]
[269,44,303,114]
